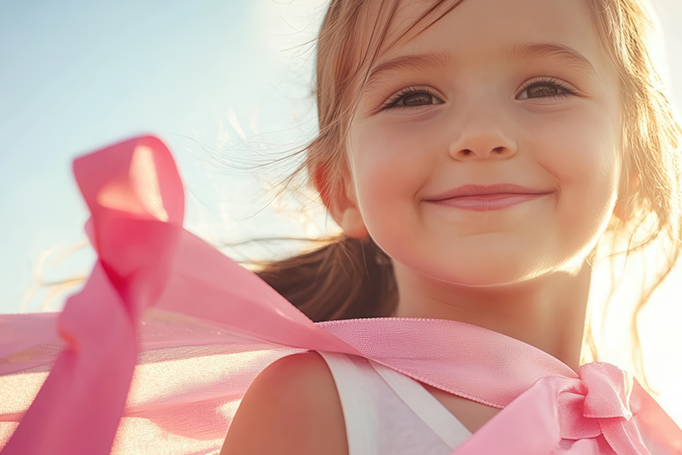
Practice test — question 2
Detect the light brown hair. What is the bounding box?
[256,0,682,379]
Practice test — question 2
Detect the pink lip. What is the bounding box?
[425,184,553,211]
[427,184,548,200]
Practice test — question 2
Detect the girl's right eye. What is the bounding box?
[382,86,445,111]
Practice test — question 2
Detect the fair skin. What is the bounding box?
[221,0,624,453]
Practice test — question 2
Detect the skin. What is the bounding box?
[222,0,626,453]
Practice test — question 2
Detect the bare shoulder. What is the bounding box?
[220,351,348,455]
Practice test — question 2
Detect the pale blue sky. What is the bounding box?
[0,0,330,313]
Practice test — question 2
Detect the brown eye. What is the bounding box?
[402,92,436,106]
[383,87,445,110]
[517,78,575,101]
[526,83,562,98]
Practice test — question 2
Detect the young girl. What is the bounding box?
[1,0,681,454]
[220,0,682,453]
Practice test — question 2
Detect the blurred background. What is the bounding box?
[1,0,681,423]
[0,0,334,314]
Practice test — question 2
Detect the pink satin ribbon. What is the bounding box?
[1,136,680,455]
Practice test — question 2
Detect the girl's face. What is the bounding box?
[343,0,622,286]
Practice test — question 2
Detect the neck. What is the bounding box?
[392,262,592,371]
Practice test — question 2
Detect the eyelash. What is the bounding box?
[382,85,440,111]
[517,77,576,101]
[381,77,576,111]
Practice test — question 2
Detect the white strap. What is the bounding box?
[369,361,471,450]
[317,351,377,455]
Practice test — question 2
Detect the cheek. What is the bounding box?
[529,108,621,233]
[349,119,438,230]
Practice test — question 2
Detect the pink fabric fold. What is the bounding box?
[0,135,680,455]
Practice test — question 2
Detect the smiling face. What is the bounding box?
[336,0,623,286]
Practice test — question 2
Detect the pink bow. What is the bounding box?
[559,363,649,454]
[443,365,650,455]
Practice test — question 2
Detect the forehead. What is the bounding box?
[369,0,611,78]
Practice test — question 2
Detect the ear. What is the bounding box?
[313,163,369,239]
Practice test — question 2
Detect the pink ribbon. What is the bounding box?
[321,319,679,454]
[1,135,680,455]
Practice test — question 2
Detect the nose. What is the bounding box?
[447,117,518,161]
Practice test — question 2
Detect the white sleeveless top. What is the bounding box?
[317,351,472,455]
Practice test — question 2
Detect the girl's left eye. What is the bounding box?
[516,77,576,100]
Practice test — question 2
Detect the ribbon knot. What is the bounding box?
[579,362,634,421]
[556,362,647,454]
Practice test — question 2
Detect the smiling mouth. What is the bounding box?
[428,193,552,211]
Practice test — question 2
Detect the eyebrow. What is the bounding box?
[510,41,598,78]
[363,42,597,92]
[364,50,451,92]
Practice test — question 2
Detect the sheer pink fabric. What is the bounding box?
[0,136,680,455]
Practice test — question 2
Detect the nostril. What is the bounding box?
[449,144,515,160]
